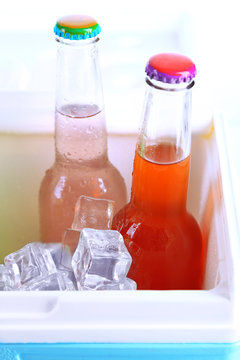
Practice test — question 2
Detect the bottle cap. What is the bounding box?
[54,15,101,40]
[145,53,196,84]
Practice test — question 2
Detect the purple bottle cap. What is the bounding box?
[145,53,196,84]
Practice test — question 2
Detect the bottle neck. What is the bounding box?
[137,77,193,162]
[55,36,104,112]
[131,78,193,213]
[55,37,107,164]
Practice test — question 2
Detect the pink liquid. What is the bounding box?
[39,105,127,243]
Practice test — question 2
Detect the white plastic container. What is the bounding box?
[0,97,240,359]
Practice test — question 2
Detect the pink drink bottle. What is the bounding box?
[39,15,127,243]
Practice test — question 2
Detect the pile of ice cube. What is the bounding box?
[0,196,136,291]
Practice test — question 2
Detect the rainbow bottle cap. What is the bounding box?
[145,53,196,84]
[54,15,101,40]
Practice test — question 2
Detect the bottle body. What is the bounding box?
[113,147,203,290]
[39,16,127,243]
[40,106,126,243]
[112,53,204,290]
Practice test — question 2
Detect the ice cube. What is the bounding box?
[72,228,132,290]
[72,195,115,231]
[0,264,14,291]
[62,228,81,256]
[4,243,57,289]
[43,242,72,270]
[63,196,115,255]
[4,243,76,291]
[57,270,77,291]
[43,243,77,290]
[43,243,63,268]
[82,278,137,290]
[20,271,76,291]
[103,278,137,290]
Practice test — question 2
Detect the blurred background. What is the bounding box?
[0,0,240,257]
[0,0,239,132]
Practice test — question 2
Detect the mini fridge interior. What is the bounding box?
[0,110,240,359]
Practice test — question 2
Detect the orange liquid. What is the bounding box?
[113,144,204,290]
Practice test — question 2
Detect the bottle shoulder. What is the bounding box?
[39,159,127,211]
[41,158,123,176]
[113,205,202,245]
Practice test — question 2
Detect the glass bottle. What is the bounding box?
[39,15,127,243]
[113,53,204,290]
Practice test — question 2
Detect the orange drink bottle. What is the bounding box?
[113,53,204,290]
[39,15,127,243]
